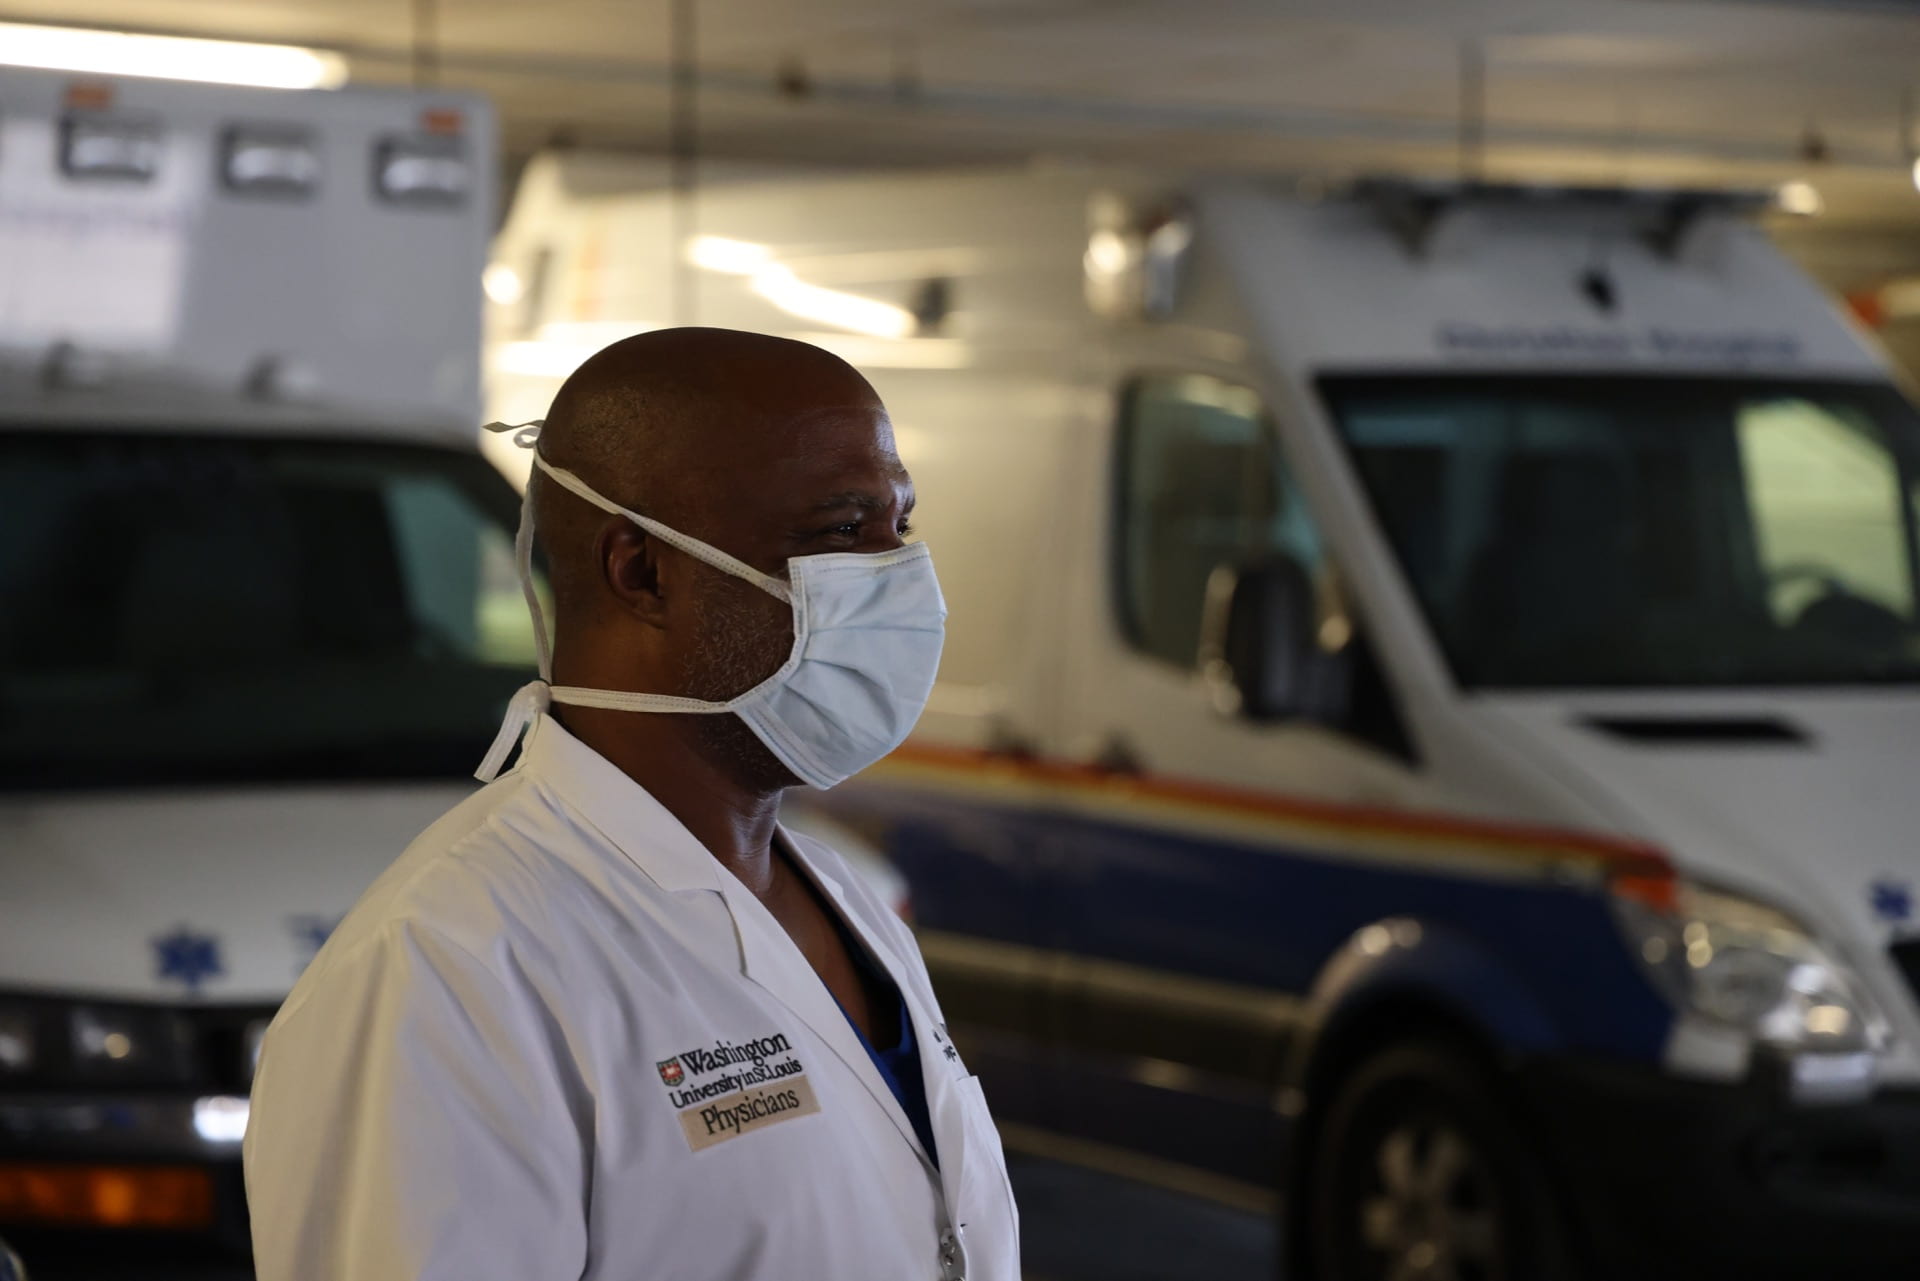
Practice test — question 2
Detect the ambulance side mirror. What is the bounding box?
[1198,557,1351,724]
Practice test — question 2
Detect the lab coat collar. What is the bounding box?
[518,713,728,895]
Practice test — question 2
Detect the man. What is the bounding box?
[244,329,1019,1280]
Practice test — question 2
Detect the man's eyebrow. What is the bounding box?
[806,489,916,513]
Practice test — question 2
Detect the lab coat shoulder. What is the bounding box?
[281,768,632,1021]
[246,917,593,1280]
[246,773,608,1281]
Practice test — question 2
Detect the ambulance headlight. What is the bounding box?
[1618,882,1889,1055]
[69,1005,193,1079]
[0,1004,35,1074]
[222,127,320,197]
[374,136,469,206]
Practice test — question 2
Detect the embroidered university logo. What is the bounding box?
[657,1058,685,1086]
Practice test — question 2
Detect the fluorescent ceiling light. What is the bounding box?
[688,235,920,340]
[687,235,772,275]
[0,22,347,90]
[751,266,915,340]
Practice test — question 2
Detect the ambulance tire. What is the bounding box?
[1305,1041,1572,1281]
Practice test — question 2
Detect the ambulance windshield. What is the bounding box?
[1322,375,1920,689]
[0,431,543,788]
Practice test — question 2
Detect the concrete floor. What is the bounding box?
[13,1152,1275,1281]
[1008,1152,1274,1281]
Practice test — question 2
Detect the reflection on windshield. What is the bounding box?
[1321,376,1920,689]
[1,431,542,788]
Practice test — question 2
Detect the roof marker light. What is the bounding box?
[61,113,161,181]
[222,126,320,197]
[375,135,470,207]
[483,264,525,305]
[0,23,346,90]
[1777,181,1823,217]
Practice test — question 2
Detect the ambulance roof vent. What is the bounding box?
[1352,177,1775,262]
[40,342,112,392]
[1085,192,1193,323]
[244,355,321,403]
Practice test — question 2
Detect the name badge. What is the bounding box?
[655,1031,822,1152]
[679,1077,822,1151]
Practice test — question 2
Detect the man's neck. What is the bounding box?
[553,704,785,896]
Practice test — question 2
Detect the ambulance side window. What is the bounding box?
[385,475,550,667]
[1116,372,1324,669]
[1738,397,1918,625]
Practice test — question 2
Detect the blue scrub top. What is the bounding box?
[832,988,939,1169]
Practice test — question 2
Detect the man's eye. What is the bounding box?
[898,520,916,537]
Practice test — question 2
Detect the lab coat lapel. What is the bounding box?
[902,976,972,1215]
[870,924,975,1218]
[720,879,931,1169]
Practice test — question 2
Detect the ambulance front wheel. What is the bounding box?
[1304,1041,1572,1281]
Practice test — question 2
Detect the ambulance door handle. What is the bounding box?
[1089,731,1143,776]
[984,718,1037,762]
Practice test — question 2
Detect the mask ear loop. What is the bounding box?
[483,419,546,451]
[534,456,793,605]
[515,484,554,682]
[474,420,556,782]
[484,419,556,681]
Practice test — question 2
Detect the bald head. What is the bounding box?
[533,327,901,615]
[530,328,916,788]
[539,327,884,530]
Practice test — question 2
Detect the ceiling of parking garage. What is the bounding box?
[15,0,1920,222]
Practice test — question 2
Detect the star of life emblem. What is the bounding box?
[657,1058,685,1086]
[153,925,224,995]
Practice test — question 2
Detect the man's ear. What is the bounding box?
[598,518,670,627]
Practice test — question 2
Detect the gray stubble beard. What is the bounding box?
[678,566,802,791]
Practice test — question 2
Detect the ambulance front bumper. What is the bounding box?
[0,1093,248,1240]
[1527,1058,1920,1280]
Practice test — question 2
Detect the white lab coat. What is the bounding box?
[244,712,1019,1281]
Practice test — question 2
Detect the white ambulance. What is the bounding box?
[0,70,527,1247]
[489,154,1920,1280]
